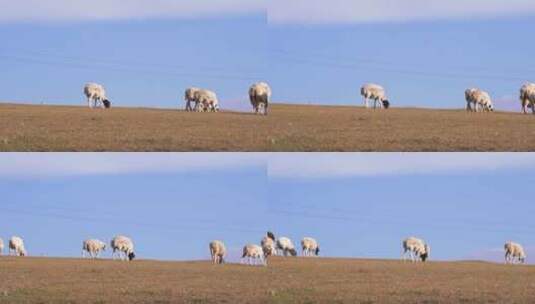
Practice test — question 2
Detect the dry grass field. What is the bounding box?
[0,256,534,303]
[1,103,535,151]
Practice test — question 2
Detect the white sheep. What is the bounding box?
[465,88,494,112]
[361,83,390,109]
[184,87,201,112]
[194,89,219,112]
[9,236,27,257]
[0,238,3,255]
[301,237,320,257]
[402,237,429,262]
[276,237,297,257]
[241,244,266,266]
[249,82,271,115]
[209,240,226,264]
[520,83,535,114]
[110,235,135,261]
[84,83,111,109]
[261,231,277,257]
[504,241,526,264]
[82,239,106,259]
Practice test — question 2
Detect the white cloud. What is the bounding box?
[268,0,535,25]
[0,153,266,179]
[268,153,535,179]
[0,0,265,23]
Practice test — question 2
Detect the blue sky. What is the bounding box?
[1,153,535,263]
[2,1,535,111]
[0,154,267,261]
[268,17,535,110]
[0,1,265,110]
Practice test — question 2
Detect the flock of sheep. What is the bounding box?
[83,81,535,114]
[0,234,527,265]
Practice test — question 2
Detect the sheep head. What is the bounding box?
[128,252,136,261]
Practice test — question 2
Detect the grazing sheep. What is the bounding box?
[520,83,535,114]
[9,236,26,257]
[209,240,226,264]
[505,241,526,264]
[241,244,266,266]
[361,83,390,109]
[110,235,135,261]
[261,231,277,257]
[185,87,201,111]
[84,83,111,109]
[402,237,429,262]
[465,88,494,112]
[301,237,320,257]
[82,239,106,259]
[194,89,219,112]
[0,238,3,255]
[249,82,271,115]
[276,237,297,257]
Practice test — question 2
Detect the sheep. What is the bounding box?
[184,87,201,112]
[9,236,27,257]
[241,244,266,266]
[301,237,320,257]
[402,237,430,262]
[84,83,111,109]
[465,88,494,112]
[0,238,3,255]
[520,83,535,114]
[261,231,277,257]
[249,82,271,115]
[110,235,135,261]
[504,241,526,264]
[82,239,106,259]
[276,237,297,257]
[209,240,226,264]
[193,89,219,112]
[361,83,390,109]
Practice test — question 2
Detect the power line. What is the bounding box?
[0,206,266,235]
[269,48,532,82]
[0,53,262,82]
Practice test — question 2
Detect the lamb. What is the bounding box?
[465,88,494,112]
[504,241,526,264]
[82,239,106,259]
[249,82,271,115]
[209,240,226,264]
[110,235,135,261]
[301,237,320,257]
[194,89,219,112]
[261,231,277,257]
[0,238,3,255]
[402,237,430,262]
[84,83,111,109]
[520,83,535,114]
[361,83,390,109]
[9,236,27,257]
[241,244,266,266]
[184,87,201,112]
[276,237,297,257]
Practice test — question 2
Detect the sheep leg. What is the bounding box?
[364,97,369,108]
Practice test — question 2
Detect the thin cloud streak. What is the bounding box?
[0,153,266,179]
[269,0,535,25]
[0,0,265,23]
[268,153,535,179]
